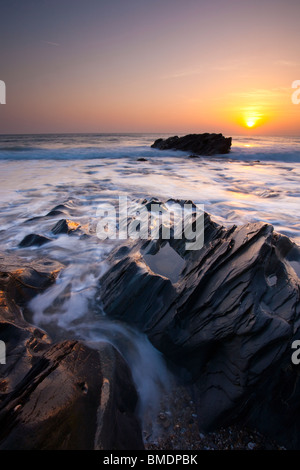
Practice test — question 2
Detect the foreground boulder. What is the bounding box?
[151,133,232,155]
[18,234,52,248]
[99,201,300,448]
[0,254,144,450]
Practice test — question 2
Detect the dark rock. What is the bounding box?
[45,209,65,217]
[137,158,148,162]
[99,201,300,448]
[151,133,232,156]
[0,338,143,450]
[0,252,63,306]
[24,202,78,225]
[0,254,144,450]
[51,219,81,235]
[18,234,51,248]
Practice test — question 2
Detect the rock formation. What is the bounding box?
[2,196,300,449]
[151,133,232,155]
[0,253,144,450]
[99,200,300,448]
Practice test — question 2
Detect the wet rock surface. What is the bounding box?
[100,201,300,449]
[18,233,52,248]
[151,133,232,155]
[51,218,81,235]
[0,254,144,450]
[1,196,300,450]
[144,384,284,450]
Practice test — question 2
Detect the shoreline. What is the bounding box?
[0,194,299,449]
[0,134,300,449]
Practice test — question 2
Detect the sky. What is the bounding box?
[0,0,299,135]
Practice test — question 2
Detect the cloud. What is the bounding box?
[228,87,290,101]
[160,60,245,80]
[160,69,202,80]
[44,41,60,47]
[274,60,298,67]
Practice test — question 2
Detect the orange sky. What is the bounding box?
[0,0,300,135]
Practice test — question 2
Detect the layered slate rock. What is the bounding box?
[99,202,300,448]
[151,133,232,155]
[18,234,51,248]
[51,218,81,235]
[0,254,144,450]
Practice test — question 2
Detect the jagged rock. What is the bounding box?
[99,201,300,448]
[0,252,62,306]
[151,133,232,155]
[0,339,143,450]
[51,219,81,235]
[0,254,144,450]
[18,233,51,248]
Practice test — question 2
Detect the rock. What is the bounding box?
[137,158,148,162]
[0,339,143,450]
[99,199,300,448]
[0,254,144,450]
[247,442,256,450]
[151,133,232,156]
[46,209,65,217]
[18,233,51,248]
[51,219,81,235]
[0,252,63,306]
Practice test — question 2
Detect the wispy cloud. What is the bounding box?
[274,59,298,67]
[228,87,290,101]
[160,69,202,80]
[211,59,244,72]
[161,60,245,80]
[43,41,60,47]
[225,87,291,115]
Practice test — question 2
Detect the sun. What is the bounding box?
[242,109,264,129]
[246,119,256,128]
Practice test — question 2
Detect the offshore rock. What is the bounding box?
[151,133,232,155]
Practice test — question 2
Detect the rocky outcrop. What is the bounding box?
[151,133,232,155]
[99,201,300,448]
[2,195,300,449]
[0,254,144,450]
[18,234,51,248]
[51,218,81,235]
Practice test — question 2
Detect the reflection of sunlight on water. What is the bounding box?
[226,189,257,200]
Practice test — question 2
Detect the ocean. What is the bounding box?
[0,133,299,243]
[1,132,299,430]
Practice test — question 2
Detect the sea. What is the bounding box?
[0,133,299,431]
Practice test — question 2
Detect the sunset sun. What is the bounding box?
[242,110,264,129]
[246,119,256,128]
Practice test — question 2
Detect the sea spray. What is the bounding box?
[28,234,172,431]
[85,321,173,428]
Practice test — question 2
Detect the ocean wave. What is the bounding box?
[0,133,299,162]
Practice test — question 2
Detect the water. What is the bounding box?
[0,133,299,243]
[0,132,299,428]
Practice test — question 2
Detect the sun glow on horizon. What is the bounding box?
[241,107,264,130]
[246,119,256,128]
